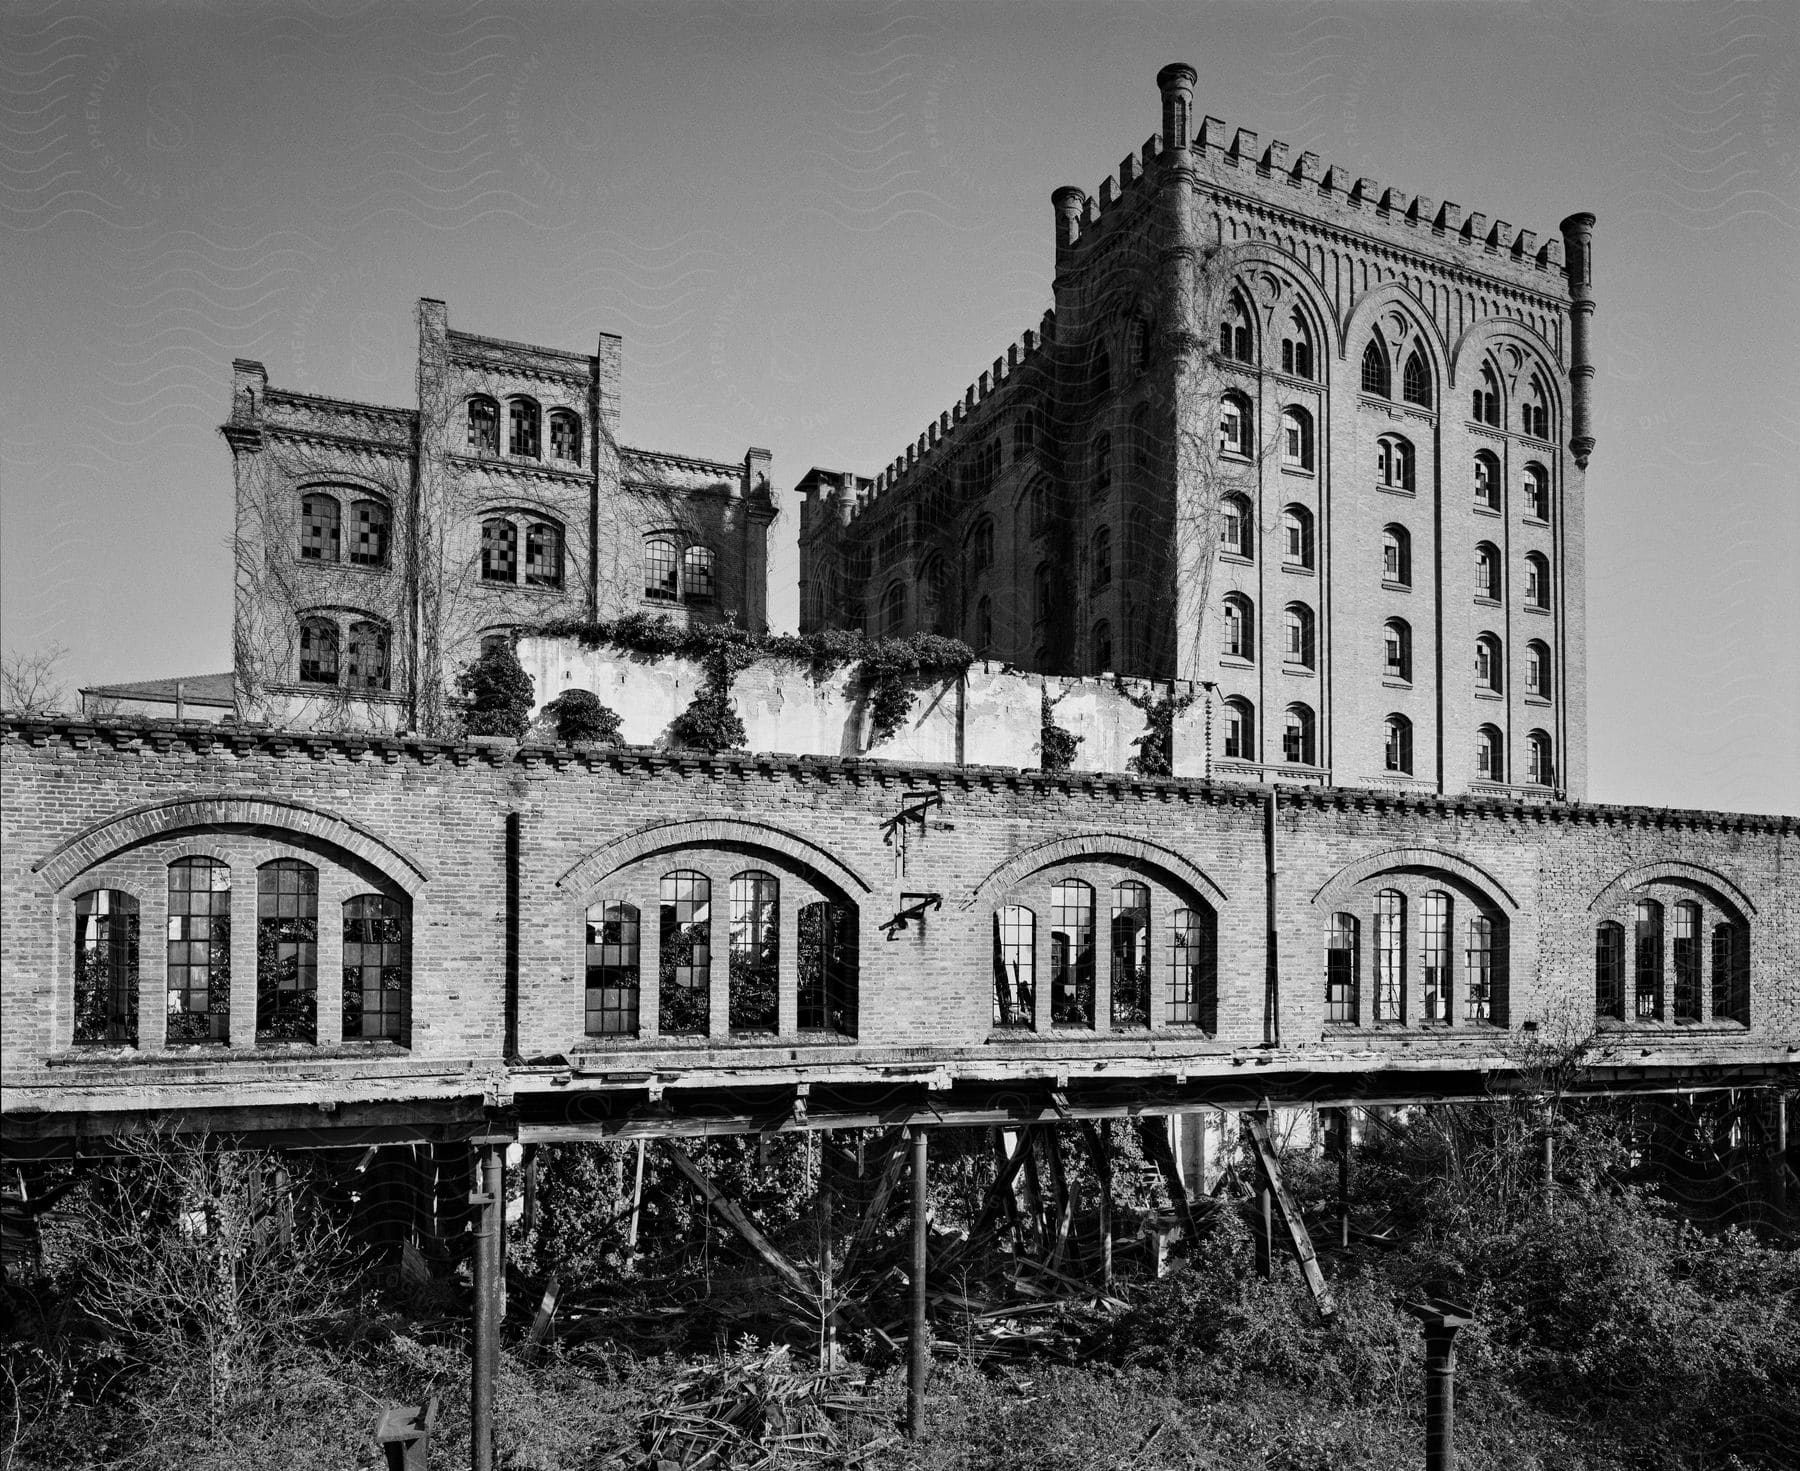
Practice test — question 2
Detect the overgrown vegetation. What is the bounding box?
[1114,679,1199,778]
[1038,691,1082,773]
[456,641,535,739]
[539,688,624,745]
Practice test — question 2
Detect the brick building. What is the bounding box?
[226,298,775,734]
[800,64,1593,802]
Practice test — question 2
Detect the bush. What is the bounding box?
[457,642,534,739]
[540,688,623,745]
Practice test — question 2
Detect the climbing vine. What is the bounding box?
[1040,690,1083,773]
[1114,677,1198,778]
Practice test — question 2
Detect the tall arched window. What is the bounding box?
[301,493,341,562]
[1521,377,1550,440]
[1220,493,1254,560]
[1475,542,1501,601]
[167,857,230,1043]
[1222,594,1254,661]
[1402,348,1433,407]
[1476,725,1504,783]
[1169,906,1217,1031]
[347,500,389,568]
[1384,713,1413,774]
[1282,505,1314,569]
[481,518,517,582]
[1474,452,1501,512]
[74,889,139,1045]
[660,870,711,1035]
[728,870,779,1034]
[585,900,641,1037]
[525,522,564,588]
[1361,338,1391,396]
[1711,923,1740,1024]
[1050,879,1096,1027]
[1280,407,1313,470]
[798,901,858,1037]
[1028,478,1049,535]
[1473,364,1501,426]
[1476,634,1503,693]
[466,397,499,454]
[1218,392,1253,456]
[1383,525,1412,586]
[994,905,1035,1028]
[299,617,339,685]
[1014,407,1037,458]
[1523,464,1550,521]
[645,537,679,600]
[1526,641,1551,699]
[1223,697,1255,760]
[1374,889,1405,1022]
[1384,619,1412,682]
[974,595,993,651]
[1525,552,1551,611]
[1092,432,1112,496]
[1283,603,1315,669]
[1091,525,1112,589]
[1092,619,1113,672]
[549,409,582,463]
[1420,890,1450,1021]
[1465,915,1495,1023]
[1326,912,1359,1023]
[1282,703,1315,765]
[256,859,318,1043]
[1281,310,1314,379]
[970,518,994,575]
[1220,295,1253,362]
[1110,881,1151,1027]
[1130,402,1152,472]
[508,397,540,458]
[1634,899,1663,1020]
[345,620,389,690]
[1377,435,1414,491]
[1672,901,1702,1023]
[343,893,409,1043]
[882,581,907,636]
[1595,921,1625,1019]
[1526,729,1554,787]
[683,545,716,604]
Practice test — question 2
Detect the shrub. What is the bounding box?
[457,642,534,739]
[541,688,623,745]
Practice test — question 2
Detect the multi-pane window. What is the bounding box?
[1374,889,1404,1022]
[1222,595,1253,661]
[1049,879,1096,1027]
[1634,899,1663,1020]
[1220,494,1253,558]
[798,901,858,1036]
[728,870,779,1033]
[645,537,679,600]
[659,870,711,1034]
[167,857,230,1043]
[1525,553,1551,611]
[1527,730,1554,786]
[1013,408,1037,458]
[1220,297,1252,361]
[301,494,341,561]
[1361,339,1390,396]
[1110,881,1150,1027]
[970,518,995,575]
[345,621,388,691]
[1283,506,1314,569]
[1523,464,1550,521]
[1474,454,1501,512]
[1281,311,1313,379]
[1475,543,1501,600]
[1476,634,1502,693]
[347,500,389,568]
[1092,620,1113,671]
[1711,923,1737,1024]
[1384,619,1412,682]
[1223,698,1254,760]
[1092,433,1112,496]
[1383,525,1411,586]
[1385,714,1413,775]
[299,617,339,685]
[1595,921,1625,1019]
[1465,915,1494,1022]
[467,397,500,454]
[343,893,408,1042]
[1281,407,1313,470]
[73,890,139,1045]
[1326,912,1359,1023]
[1473,365,1501,426]
[481,519,518,582]
[256,859,318,1043]
[1420,890,1450,1021]
[1526,641,1551,699]
[993,905,1035,1027]
[1402,349,1433,408]
[683,546,716,603]
[1521,378,1550,440]
[1377,436,1414,491]
[1091,525,1112,589]
[549,409,582,463]
[1476,725,1504,782]
[1673,901,1702,1022]
[885,580,908,635]
[1283,704,1315,765]
[1283,604,1314,668]
[585,901,640,1037]
[1218,394,1251,456]
[508,398,540,458]
[1169,906,1216,1030]
[525,523,564,588]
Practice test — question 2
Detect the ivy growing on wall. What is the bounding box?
[1114,677,1198,778]
[1040,690,1083,773]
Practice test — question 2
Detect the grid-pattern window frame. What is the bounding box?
[548,410,582,464]
[659,870,712,1035]
[347,500,389,568]
[585,900,641,1037]
[1526,641,1551,699]
[1283,704,1314,765]
[1384,619,1412,682]
[993,905,1035,1028]
[728,870,779,1034]
[1168,905,1216,1031]
[1595,921,1625,1019]
[1222,595,1253,661]
[467,397,500,454]
[74,889,139,1045]
[798,901,858,1037]
[1283,506,1313,569]
[299,617,339,685]
[1420,890,1450,1021]
[1527,730,1554,786]
[301,494,341,562]
[683,545,716,603]
[1476,634,1502,693]
[1223,698,1253,760]
[1476,725,1504,783]
[1374,889,1405,1023]
[1378,436,1414,491]
[256,859,318,1043]
[1402,349,1433,408]
[167,857,231,1043]
[1672,901,1702,1023]
[1049,879,1096,1028]
[1474,454,1501,513]
[1283,603,1314,669]
[508,398,540,458]
[1476,543,1501,600]
[1109,881,1150,1028]
[1465,916,1494,1022]
[1385,714,1413,774]
[345,621,389,691]
[1525,553,1551,611]
[1220,494,1253,559]
[1327,912,1359,1023]
[343,893,408,1043]
[1361,339,1390,396]
[1634,899,1664,1020]
[1383,526,1411,586]
[1523,464,1550,521]
[525,522,564,588]
[482,518,518,583]
[645,537,679,601]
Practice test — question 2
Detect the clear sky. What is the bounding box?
[3,0,1795,814]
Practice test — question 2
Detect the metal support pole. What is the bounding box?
[818,1130,838,1370]
[1255,1182,1274,1279]
[1776,1093,1790,1215]
[907,1125,929,1440]
[470,1144,504,1471]
[1406,1302,1471,1471]
[1336,1108,1352,1250]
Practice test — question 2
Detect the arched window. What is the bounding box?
[1711,923,1741,1024]
[1050,878,1096,1027]
[1523,464,1550,522]
[1092,619,1113,672]
[466,397,499,454]
[343,893,409,1043]
[256,859,318,1043]
[1474,452,1501,513]
[1383,525,1412,587]
[1595,921,1625,1019]
[1361,338,1390,396]
[1130,402,1152,473]
[74,889,139,1045]
[1377,435,1414,491]
[301,493,341,562]
[644,537,679,600]
[1033,564,1051,627]
[1282,703,1315,765]
[1220,295,1253,362]
[167,857,230,1043]
[481,518,517,582]
[1280,407,1314,470]
[1218,392,1253,456]
[683,545,716,604]
[1526,641,1551,699]
[882,581,907,636]
[1476,634,1503,693]
[1110,881,1151,1026]
[549,409,582,463]
[1474,364,1501,426]
[728,870,779,1034]
[1281,310,1314,379]
[974,595,993,651]
[1028,478,1049,535]
[347,500,390,568]
[345,620,389,691]
[1223,697,1255,760]
[1384,713,1414,774]
[1402,348,1433,408]
[798,901,858,1036]
[1374,889,1405,1022]
[1092,433,1112,496]
[1525,552,1551,611]
[1222,594,1254,661]
[1326,912,1359,1023]
[659,870,711,1035]
[970,518,995,575]
[299,617,339,685]
[1634,899,1663,1020]
[1521,377,1550,440]
[507,397,540,458]
[1526,729,1554,787]
[1220,493,1253,558]
[1476,725,1504,783]
[1014,407,1037,458]
[1420,890,1450,1020]
[1475,542,1501,601]
[1282,505,1314,569]
[1465,915,1495,1022]
[1282,603,1315,669]
[993,905,1035,1028]
[525,522,564,588]
[1169,906,1217,1030]
[1091,525,1112,589]
[585,901,640,1036]
[1672,901,1702,1023]
[480,629,514,660]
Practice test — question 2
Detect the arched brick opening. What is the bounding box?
[963,831,1229,911]
[1311,846,1519,914]
[1586,861,1756,918]
[556,816,873,900]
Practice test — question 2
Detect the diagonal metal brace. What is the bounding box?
[1246,1113,1337,1319]
[883,891,942,937]
[882,791,944,845]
